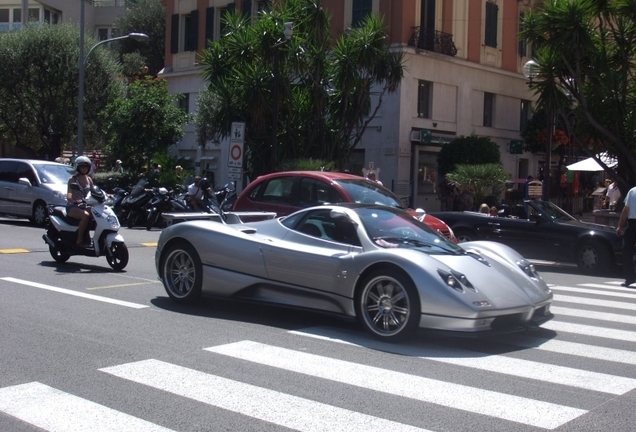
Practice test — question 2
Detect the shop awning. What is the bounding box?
[566,152,617,171]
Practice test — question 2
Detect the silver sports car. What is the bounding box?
[155,204,553,340]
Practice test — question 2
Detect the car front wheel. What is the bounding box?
[453,228,475,243]
[31,201,48,226]
[576,240,609,274]
[161,242,202,303]
[356,269,420,340]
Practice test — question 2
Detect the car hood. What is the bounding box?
[432,250,551,309]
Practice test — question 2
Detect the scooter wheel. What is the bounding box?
[107,242,129,271]
[49,246,70,263]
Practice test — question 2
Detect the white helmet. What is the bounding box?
[74,155,91,172]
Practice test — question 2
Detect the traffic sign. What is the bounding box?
[231,122,245,143]
[228,143,243,168]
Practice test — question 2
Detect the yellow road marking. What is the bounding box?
[0,249,30,254]
[86,281,161,291]
[141,242,157,247]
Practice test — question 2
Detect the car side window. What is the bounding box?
[16,162,37,185]
[0,161,18,183]
[261,177,295,203]
[299,178,328,206]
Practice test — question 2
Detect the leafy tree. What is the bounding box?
[521,0,636,196]
[197,0,404,178]
[112,0,166,76]
[446,164,510,209]
[102,77,191,175]
[0,23,122,159]
[437,134,502,179]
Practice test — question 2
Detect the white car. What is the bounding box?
[0,158,74,226]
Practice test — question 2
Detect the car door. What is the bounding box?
[13,161,38,217]
[261,209,361,300]
[0,160,18,215]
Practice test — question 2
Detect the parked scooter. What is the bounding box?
[145,186,172,230]
[119,179,154,228]
[42,185,129,270]
[215,182,237,212]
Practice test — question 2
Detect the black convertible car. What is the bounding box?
[431,200,622,274]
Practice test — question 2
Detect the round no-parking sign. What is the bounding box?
[228,142,243,167]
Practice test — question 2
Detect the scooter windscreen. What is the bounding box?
[128,179,149,197]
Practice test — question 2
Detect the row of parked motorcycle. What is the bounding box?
[109,178,237,230]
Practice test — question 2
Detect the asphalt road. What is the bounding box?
[1,217,635,431]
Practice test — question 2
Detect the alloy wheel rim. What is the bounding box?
[165,250,195,297]
[362,276,410,336]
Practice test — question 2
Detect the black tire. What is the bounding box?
[126,213,136,229]
[106,242,129,271]
[453,228,475,243]
[161,242,202,303]
[49,246,70,263]
[146,210,157,231]
[576,240,610,274]
[355,268,420,340]
[31,201,48,226]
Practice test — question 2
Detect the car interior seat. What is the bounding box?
[332,219,361,246]
[299,223,322,238]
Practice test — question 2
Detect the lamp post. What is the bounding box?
[523,59,553,201]
[270,22,293,172]
[77,32,149,156]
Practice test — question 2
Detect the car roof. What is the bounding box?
[253,171,365,182]
[0,158,68,166]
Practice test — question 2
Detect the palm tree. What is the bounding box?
[446,164,510,210]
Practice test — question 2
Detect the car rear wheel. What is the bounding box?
[576,240,610,274]
[161,242,202,303]
[31,201,48,226]
[453,228,475,243]
[356,269,420,340]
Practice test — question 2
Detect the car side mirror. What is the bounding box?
[18,177,33,187]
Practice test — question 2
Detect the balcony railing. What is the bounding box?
[90,0,131,7]
[408,27,457,57]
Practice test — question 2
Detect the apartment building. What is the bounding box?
[0,0,127,41]
[160,0,540,210]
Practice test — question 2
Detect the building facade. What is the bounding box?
[160,0,542,210]
[0,0,127,41]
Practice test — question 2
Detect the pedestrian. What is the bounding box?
[489,206,498,216]
[112,159,124,174]
[616,186,636,287]
[604,179,621,211]
[479,203,489,214]
[366,172,383,186]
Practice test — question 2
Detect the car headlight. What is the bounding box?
[517,259,540,280]
[53,190,65,200]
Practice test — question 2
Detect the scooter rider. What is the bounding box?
[187,176,213,211]
[66,155,94,247]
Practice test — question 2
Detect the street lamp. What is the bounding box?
[523,59,553,201]
[77,32,149,156]
[270,22,293,171]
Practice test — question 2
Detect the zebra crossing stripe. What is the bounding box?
[502,336,636,366]
[0,382,174,432]
[554,294,636,311]
[552,285,636,299]
[205,341,586,429]
[100,359,431,432]
[582,282,636,291]
[552,306,636,325]
[288,327,636,394]
[542,320,636,342]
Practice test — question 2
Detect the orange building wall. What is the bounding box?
[501,0,519,72]
[467,0,481,63]
[441,0,453,35]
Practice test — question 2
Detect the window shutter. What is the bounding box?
[352,0,372,27]
[485,2,498,48]
[205,7,215,47]
[170,14,179,54]
[243,0,251,19]
[191,9,199,51]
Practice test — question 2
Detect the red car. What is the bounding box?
[233,171,456,242]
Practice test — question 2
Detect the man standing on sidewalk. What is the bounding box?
[616,185,636,287]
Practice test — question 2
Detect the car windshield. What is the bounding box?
[528,200,576,222]
[335,179,405,208]
[34,164,74,184]
[355,207,463,255]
